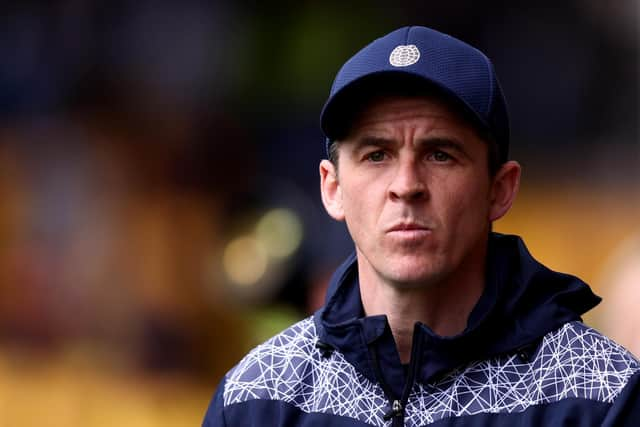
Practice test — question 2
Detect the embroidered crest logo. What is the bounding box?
[389,44,420,67]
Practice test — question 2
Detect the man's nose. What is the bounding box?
[388,158,427,202]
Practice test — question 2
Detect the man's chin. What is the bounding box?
[384,264,446,290]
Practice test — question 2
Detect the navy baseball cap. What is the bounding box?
[320,26,510,163]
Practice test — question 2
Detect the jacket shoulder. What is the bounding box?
[222,316,320,406]
[220,316,389,425]
[544,321,639,400]
[405,321,639,425]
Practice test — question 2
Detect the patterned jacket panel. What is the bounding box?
[220,317,639,426]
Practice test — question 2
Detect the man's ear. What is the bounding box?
[489,160,521,222]
[319,159,345,221]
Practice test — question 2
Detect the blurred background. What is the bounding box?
[0,1,638,425]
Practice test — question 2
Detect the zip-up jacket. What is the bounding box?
[203,233,640,426]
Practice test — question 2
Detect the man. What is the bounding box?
[203,26,639,426]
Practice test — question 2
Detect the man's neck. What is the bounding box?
[358,250,487,364]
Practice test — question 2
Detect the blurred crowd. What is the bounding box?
[0,1,637,426]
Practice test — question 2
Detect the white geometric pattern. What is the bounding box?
[405,322,639,425]
[224,318,639,426]
[224,318,389,425]
[389,44,421,67]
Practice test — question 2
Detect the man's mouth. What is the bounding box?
[386,222,433,241]
[387,222,431,232]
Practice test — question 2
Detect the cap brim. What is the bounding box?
[320,71,492,143]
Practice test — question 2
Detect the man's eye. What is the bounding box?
[366,151,386,162]
[431,151,451,162]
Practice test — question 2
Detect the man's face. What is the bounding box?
[320,95,517,289]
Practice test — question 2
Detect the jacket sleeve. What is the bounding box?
[202,376,227,427]
[602,370,640,427]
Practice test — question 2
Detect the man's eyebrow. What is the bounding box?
[351,136,396,149]
[416,137,468,154]
[347,135,472,158]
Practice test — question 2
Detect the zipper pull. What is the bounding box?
[383,400,404,420]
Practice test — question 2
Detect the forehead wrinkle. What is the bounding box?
[348,115,468,150]
[350,120,473,150]
[346,115,434,147]
[345,95,482,140]
[340,96,488,160]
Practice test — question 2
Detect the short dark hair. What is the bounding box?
[328,139,340,166]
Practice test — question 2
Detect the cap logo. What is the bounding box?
[389,44,420,67]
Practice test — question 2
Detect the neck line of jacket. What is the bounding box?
[313,233,601,389]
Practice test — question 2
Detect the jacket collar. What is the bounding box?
[314,233,601,395]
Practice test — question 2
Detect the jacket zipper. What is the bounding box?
[370,327,424,426]
[369,344,403,426]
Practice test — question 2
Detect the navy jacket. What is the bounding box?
[203,234,640,426]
